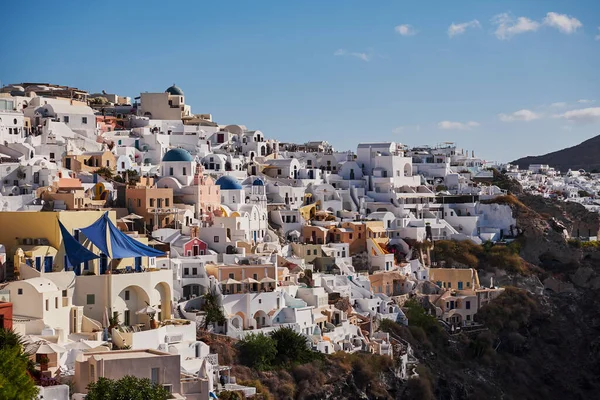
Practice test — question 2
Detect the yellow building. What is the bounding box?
[429,268,480,291]
[0,210,152,274]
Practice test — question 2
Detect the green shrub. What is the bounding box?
[238,333,277,370]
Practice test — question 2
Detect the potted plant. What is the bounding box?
[109,313,120,331]
[39,355,49,372]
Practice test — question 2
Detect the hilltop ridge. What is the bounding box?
[511,134,600,172]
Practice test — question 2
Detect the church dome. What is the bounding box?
[252,178,264,186]
[215,175,242,190]
[162,148,193,162]
[165,84,184,96]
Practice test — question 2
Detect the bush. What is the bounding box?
[85,376,170,400]
[218,391,245,400]
[271,327,319,366]
[238,333,277,370]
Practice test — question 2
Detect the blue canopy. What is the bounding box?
[59,220,99,274]
[81,212,165,259]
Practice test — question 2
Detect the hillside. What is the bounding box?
[511,134,600,172]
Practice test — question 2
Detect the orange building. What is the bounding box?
[125,180,175,231]
[63,151,116,173]
[0,302,13,330]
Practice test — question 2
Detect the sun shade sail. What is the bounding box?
[81,212,165,259]
[59,220,99,269]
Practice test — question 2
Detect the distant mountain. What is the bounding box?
[511,134,600,172]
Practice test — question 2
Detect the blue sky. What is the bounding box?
[1,0,599,162]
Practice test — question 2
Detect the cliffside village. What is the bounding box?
[0,83,513,399]
[505,163,600,220]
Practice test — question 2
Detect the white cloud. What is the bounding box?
[577,99,595,104]
[333,49,370,62]
[550,102,567,108]
[492,13,540,40]
[498,109,542,122]
[437,120,480,130]
[395,24,417,36]
[448,20,481,38]
[558,107,600,124]
[543,12,582,34]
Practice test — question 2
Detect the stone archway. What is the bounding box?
[154,282,172,321]
[116,285,150,326]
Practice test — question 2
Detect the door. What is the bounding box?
[65,158,71,170]
[124,310,130,326]
[193,245,199,256]
[100,254,108,274]
[44,256,53,273]
[135,257,142,272]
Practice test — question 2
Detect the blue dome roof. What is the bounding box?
[216,175,242,190]
[165,84,184,96]
[162,148,193,162]
[252,178,264,186]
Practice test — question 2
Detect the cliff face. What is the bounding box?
[511,134,600,172]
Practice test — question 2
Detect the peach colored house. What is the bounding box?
[74,349,188,396]
[125,182,174,230]
[369,272,410,296]
[341,221,367,254]
[40,178,107,210]
[302,225,329,245]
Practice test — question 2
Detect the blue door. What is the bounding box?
[64,255,73,271]
[35,257,41,271]
[100,254,108,274]
[135,257,142,272]
[44,256,53,273]
[253,231,257,242]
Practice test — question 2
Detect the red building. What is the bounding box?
[0,302,13,330]
[183,237,208,257]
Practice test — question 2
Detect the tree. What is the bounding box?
[94,167,114,180]
[270,327,315,365]
[0,328,38,400]
[86,376,170,400]
[200,292,226,330]
[238,333,277,370]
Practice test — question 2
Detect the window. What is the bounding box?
[183,167,187,175]
[55,297,59,308]
[49,152,55,160]
[137,199,141,207]
[90,365,95,382]
[306,250,310,255]
[82,117,88,124]
[150,198,155,207]
[125,290,130,301]
[124,310,130,326]
[150,368,160,384]
[214,236,219,243]
[86,294,95,305]
[169,167,174,175]
[162,385,172,394]
[192,268,197,275]
[466,301,471,310]
[466,315,471,321]
[253,273,258,280]
[184,268,189,275]
[62,290,67,297]
[313,249,317,255]
[64,116,69,123]
[458,281,463,290]
[448,282,451,288]
[18,288,23,295]
[45,299,49,311]
[165,199,170,206]
[259,299,262,304]
[229,273,235,279]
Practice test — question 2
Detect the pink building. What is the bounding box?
[193,165,221,221]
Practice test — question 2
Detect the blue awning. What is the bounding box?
[59,220,99,273]
[80,212,165,259]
